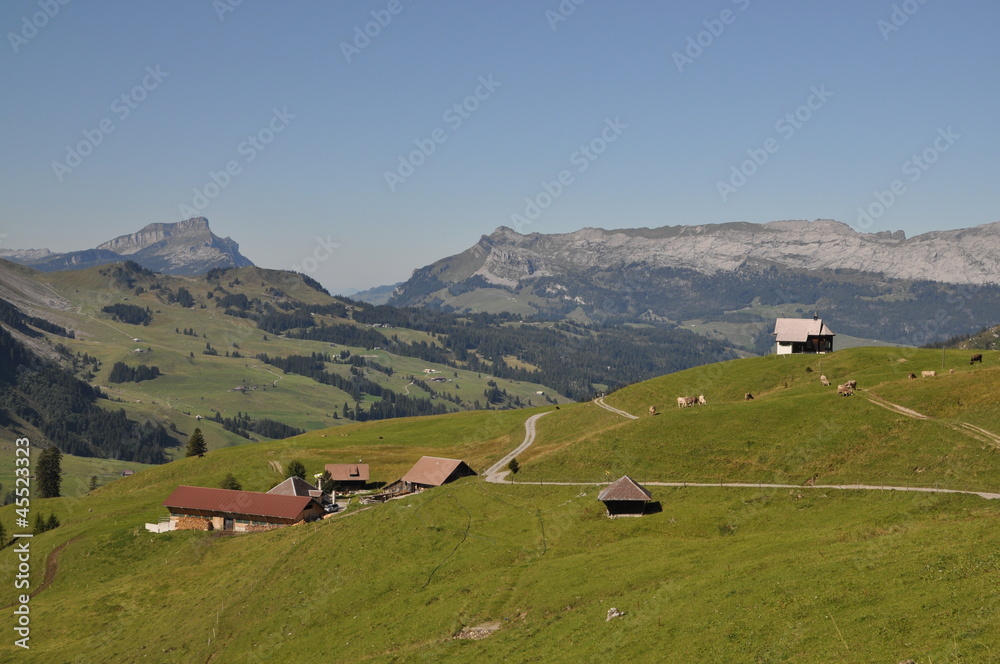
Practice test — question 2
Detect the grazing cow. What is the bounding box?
[921,370,936,378]
[649,405,656,416]
[677,397,687,408]
[837,384,853,396]
[819,374,830,386]
[697,395,707,406]
[844,379,857,390]
[908,372,917,379]
[949,369,955,374]
[744,392,754,400]
[971,353,983,365]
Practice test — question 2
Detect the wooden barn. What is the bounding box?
[598,476,652,517]
[162,485,324,532]
[773,315,835,355]
[324,463,370,491]
[387,456,476,495]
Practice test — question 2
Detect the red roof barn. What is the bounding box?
[162,485,324,532]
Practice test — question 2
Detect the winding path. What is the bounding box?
[482,411,1000,500]
[484,411,554,481]
[593,397,638,420]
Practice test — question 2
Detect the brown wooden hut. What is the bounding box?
[598,476,652,517]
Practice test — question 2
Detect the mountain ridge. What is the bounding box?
[0,217,253,275]
[432,219,1000,290]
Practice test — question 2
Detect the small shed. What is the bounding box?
[324,463,370,491]
[598,476,652,517]
[773,314,835,355]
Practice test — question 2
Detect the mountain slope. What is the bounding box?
[4,348,1000,662]
[0,217,253,275]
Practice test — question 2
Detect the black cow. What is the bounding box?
[970,353,983,365]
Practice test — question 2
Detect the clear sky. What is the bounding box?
[2,1,998,293]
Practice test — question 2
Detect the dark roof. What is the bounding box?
[598,476,652,502]
[325,464,370,482]
[402,457,475,487]
[267,476,319,497]
[163,486,314,520]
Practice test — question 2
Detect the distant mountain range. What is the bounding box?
[0,217,253,275]
[378,219,1000,350]
[389,220,1000,302]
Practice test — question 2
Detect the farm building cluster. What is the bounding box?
[149,456,487,534]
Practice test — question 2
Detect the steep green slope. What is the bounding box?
[2,347,1000,661]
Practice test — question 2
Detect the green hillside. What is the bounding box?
[2,347,999,662]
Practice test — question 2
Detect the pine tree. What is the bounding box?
[46,513,60,531]
[33,513,45,535]
[88,475,99,492]
[36,446,63,499]
[185,428,207,457]
[0,519,7,548]
[220,473,242,491]
[286,460,306,480]
[319,470,334,493]
[507,458,520,475]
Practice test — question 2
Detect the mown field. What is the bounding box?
[2,347,999,662]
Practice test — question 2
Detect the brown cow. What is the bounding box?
[837,384,853,396]
[844,379,857,390]
[971,353,983,365]
[677,396,698,408]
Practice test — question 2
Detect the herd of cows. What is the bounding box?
[668,354,987,409]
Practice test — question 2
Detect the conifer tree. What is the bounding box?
[186,428,207,457]
[36,446,63,499]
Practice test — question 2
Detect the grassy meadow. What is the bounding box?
[1,347,999,662]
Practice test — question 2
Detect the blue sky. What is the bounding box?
[1,1,998,293]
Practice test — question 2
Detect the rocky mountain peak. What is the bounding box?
[1,217,253,275]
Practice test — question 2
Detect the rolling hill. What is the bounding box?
[2,346,998,662]
[0,257,743,499]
